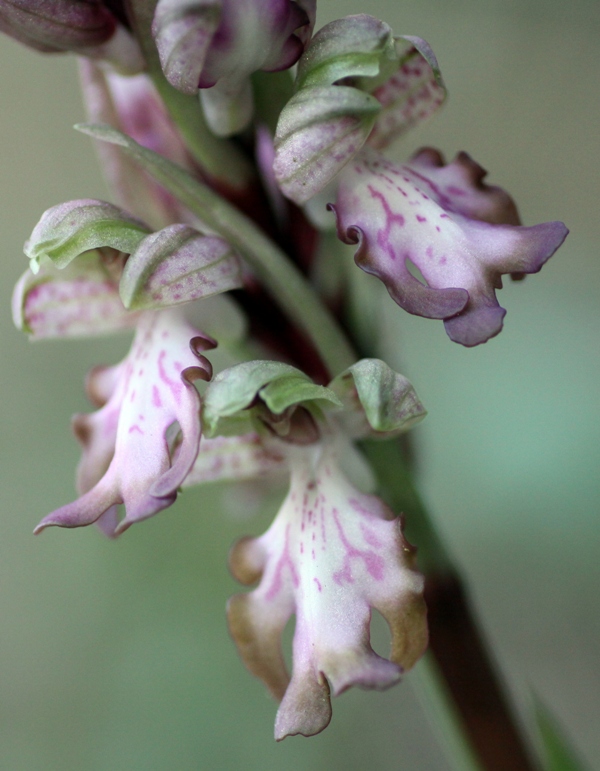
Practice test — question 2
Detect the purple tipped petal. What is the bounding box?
[35,311,215,537]
[333,148,568,345]
[0,0,116,53]
[152,0,221,95]
[153,0,314,135]
[228,439,427,739]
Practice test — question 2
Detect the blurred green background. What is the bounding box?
[0,1,598,769]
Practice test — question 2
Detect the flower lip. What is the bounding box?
[332,147,568,345]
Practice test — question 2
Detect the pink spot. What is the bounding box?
[313,577,322,592]
[416,215,427,223]
[128,425,144,435]
[152,386,162,408]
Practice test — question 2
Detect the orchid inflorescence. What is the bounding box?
[3,0,567,742]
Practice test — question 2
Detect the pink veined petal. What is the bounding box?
[34,310,215,537]
[228,439,427,740]
[333,148,568,346]
[12,255,137,340]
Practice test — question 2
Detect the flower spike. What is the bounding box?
[332,148,569,345]
[34,311,215,537]
[228,439,428,739]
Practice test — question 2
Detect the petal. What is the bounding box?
[12,252,137,339]
[228,440,427,739]
[34,311,215,536]
[333,148,568,345]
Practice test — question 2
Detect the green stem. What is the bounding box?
[125,0,254,190]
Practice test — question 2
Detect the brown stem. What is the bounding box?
[361,439,539,771]
[425,571,538,771]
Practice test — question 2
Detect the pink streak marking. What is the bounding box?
[313,577,322,592]
[367,184,406,263]
[332,508,384,585]
[349,497,376,519]
[360,522,383,549]
[157,350,182,404]
[152,385,162,408]
[265,524,299,601]
[128,425,144,435]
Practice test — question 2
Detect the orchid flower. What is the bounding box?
[13,197,243,536]
[332,147,568,345]
[229,436,427,739]
[272,13,568,345]
[191,357,427,736]
[34,310,215,537]
[152,0,316,135]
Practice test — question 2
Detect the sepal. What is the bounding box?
[274,15,446,202]
[120,223,243,310]
[202,360,342,438]
[273,86,380,204]
[329,358,426,438]
[25,199,149,273]
[152,0,221,95]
